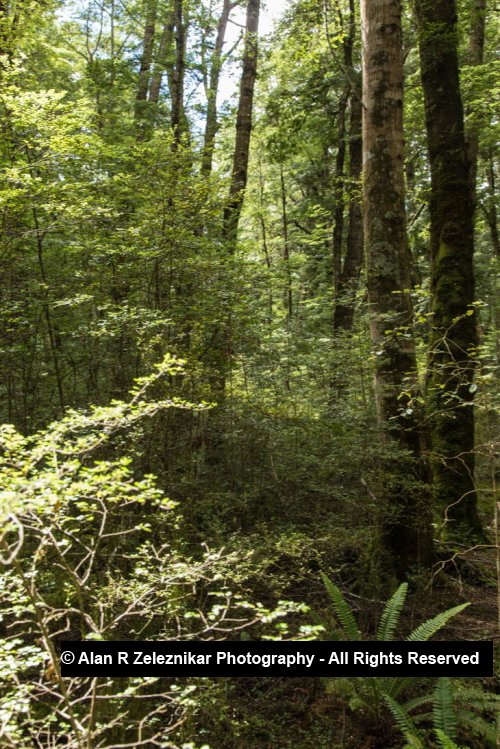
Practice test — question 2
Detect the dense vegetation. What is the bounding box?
[0,0,498,747]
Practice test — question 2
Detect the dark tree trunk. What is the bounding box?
[223,0,260,245]
[361,0,434,578]
[415,0,486,540]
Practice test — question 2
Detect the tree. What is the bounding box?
[414,0,486,540]
[134,0,157,137]
[361,0,434,576]
[201,0,239,177]
[223,0,260,244]
[332,0,363,333]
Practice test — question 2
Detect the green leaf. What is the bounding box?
[433,679,457,740]
[320,572,361,640]
[377,583,408,641]
[384,694,424,748]
[407,604,469,641]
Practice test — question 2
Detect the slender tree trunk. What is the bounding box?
[331,0,363,333]
[148,17,174,106]
[206,0,260,395]
[361,0,434,577]
[333,84,363,332]
[483,151,499,258]
[134,0,157,137]
[332,89,348,296]
[466,0,486,195]
[201,0,233,177]
[223,0,260,245]
[280,165,293,324]
[415,0,486,540]
[171,0,189,146]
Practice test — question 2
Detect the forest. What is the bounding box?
[0,0,498,746]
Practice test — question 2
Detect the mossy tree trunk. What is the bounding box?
[415,0,486,540]
[361,0,434,577]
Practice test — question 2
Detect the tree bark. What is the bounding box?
[361,0,434,577]
[222,0,260,245]
[415,0,486,540]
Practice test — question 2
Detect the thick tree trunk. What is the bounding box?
[361,0,434,577]
[223,0,260,245]
[201,0,233,177]
[415,0,485,540]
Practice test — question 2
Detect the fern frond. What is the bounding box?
[407,603,469,641]
[377,583,408,641]
[434,729,464,749]
[454,685,500,711]
[320,572,361,640]
[384,694,424,748]
[456,710,498,748]
[433,678,457,740]
[404,692,433,713]
[384,675,420,700]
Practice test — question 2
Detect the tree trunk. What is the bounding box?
[332,89,348,297]
[171,0,189,146]
[134,0,157,137]
[222,0,260,245]
[331,0,363,333]
[201,0,233,177]
[415,0,486,540]
[361,0,434,577]
[148,17,174,107]
[466,0,486,195]
[333,83,363,332]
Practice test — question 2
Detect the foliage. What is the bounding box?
[0,360,309,748]
[320,575,481,746]
[0,0,497,746]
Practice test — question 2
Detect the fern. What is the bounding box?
[407,603,469,641]
[384,694,424,748]
[455,710,499,748]
[377,582,408,641]
[432,678,457,740]
[320,572,361,640]
[434,729,465,749]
